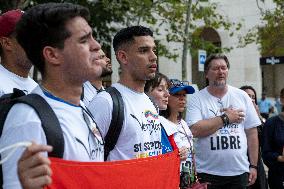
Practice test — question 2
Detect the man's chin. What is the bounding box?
[100,70,113,77]
[213,81,226,88]
[146,72,156,80]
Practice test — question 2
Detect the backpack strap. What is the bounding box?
[104,87,124,161]
[0,89,26,137]
[13,94,64,158]
[0,93,64,188]
[81,85,85,101]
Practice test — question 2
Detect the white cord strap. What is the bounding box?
[0,142,32,164]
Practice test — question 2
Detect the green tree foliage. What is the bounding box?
[239,0,284,56]
[0,0,24,13]
[1,0,240,63]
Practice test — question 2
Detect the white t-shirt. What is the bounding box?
[186,85,261,176]
[159,116,178,136]
[0,86,104,189]
[88,83,162,161]
[82,81,104,107]
[0,64,37,97]
[160,118,195,178]
[175,119,192,149]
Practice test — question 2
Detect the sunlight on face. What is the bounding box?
[149,78,169,110]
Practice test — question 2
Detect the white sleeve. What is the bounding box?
[87,91,113,138]
[186,94,203,127]
[174,132,189,149]
[0,104,47,189]
[159,116,178,136]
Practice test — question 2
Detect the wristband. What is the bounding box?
[220,114,229,126]
[249,164,258,170]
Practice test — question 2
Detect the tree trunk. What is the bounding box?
[181,0,192,81]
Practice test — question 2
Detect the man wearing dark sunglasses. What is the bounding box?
[186,54,260,189]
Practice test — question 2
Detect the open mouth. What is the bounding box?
[149,64,157,68]
[148,64,157,72]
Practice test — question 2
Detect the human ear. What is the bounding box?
[42,46,62,66]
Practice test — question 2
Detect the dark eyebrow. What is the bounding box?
[79,32,92,41]
[138,46,149,50]
[138,46,156,51]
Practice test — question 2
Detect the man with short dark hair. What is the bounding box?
[186,54,260,189]
[0,3,104,188]
[88,26,163,161]
[0,9,37,96]
[83,49,112,106]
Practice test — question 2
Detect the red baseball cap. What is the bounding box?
[0,9,23,37]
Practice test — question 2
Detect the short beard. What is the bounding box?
[145,72,156,80]
[100,68,113,78]
[212,80,226,88]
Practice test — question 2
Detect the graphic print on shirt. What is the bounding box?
[79,109,104,161]
[209,105,241,151]
[131,110,162,158]
[75,133,103,161]
[180,147,195,187]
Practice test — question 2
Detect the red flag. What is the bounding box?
[45,150,180,189]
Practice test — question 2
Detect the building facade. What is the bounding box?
[111,0,279,97]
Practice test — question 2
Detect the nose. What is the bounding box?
[90,36,101,51]
[164,90,170,98]
[218,67,224,73]
[178,95,186,101]
[150,49,157,62]
[106,57,111,64]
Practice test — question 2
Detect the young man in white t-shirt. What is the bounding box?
[83,49,112,106]
[0,3,105,189]
[186,54,260,189]
[88,26,163,161]
[0,10,37,96]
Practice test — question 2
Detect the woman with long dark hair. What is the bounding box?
[240,85,268,189]
[145,73,188,156]
[160,79,196,189]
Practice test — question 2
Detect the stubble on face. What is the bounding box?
[10,37,33,71]
[62,17,102,83]
[212,79,226,88]
[207,59,228,89]
[100,67,112,77]
[133,36,157,81]
[99,50,112,77]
